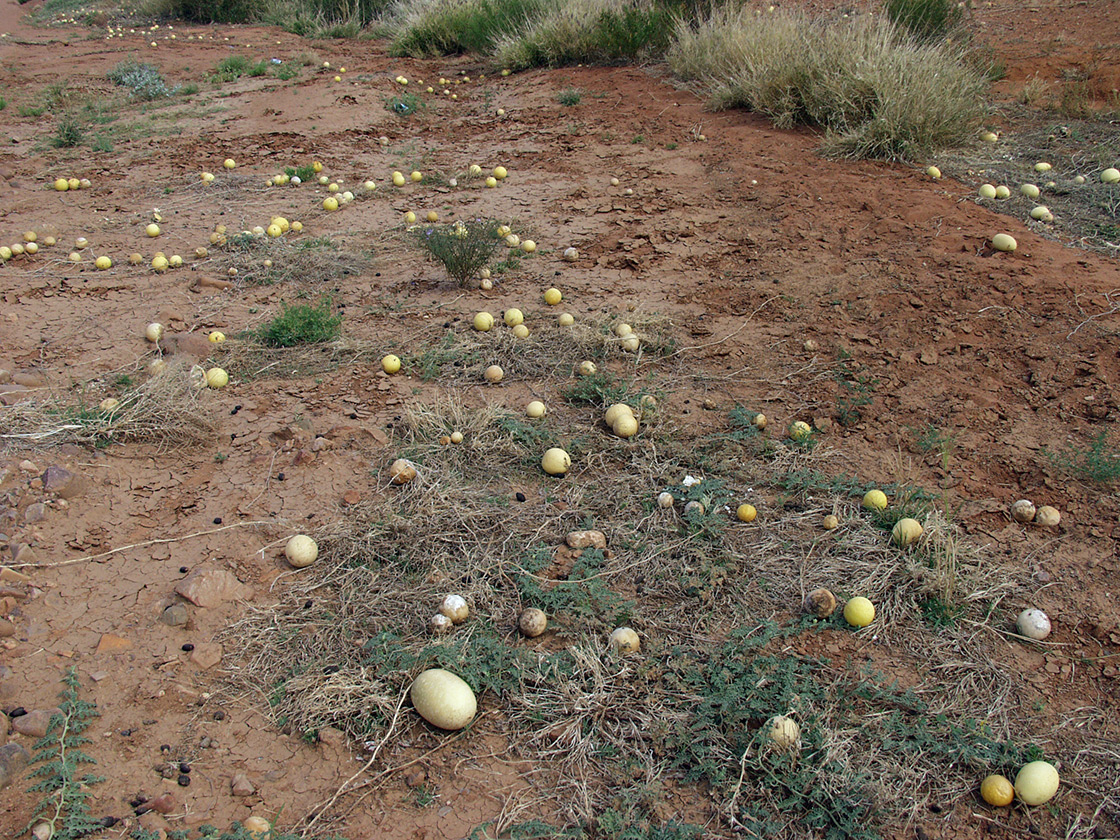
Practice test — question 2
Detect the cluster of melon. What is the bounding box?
[0,230,59,263]
[429,594,470,634]
[51,176,92,191]
[141,322,228,387]
[1009,498,1061,527]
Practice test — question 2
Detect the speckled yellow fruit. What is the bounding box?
[95,256,112,270]
[54,178,70,191]
[410,170,422,182]
[473,311,494,331]
[526,400,546,418]
[151,255,169,272]
[512,324,529,339]
[484,364,504,383]
[223,158,236,170]
[205,367,229,389]
[541,447,571,476]
[609,627,640,653]
[843,596,875,628]
[992,233,1017,252]
[392,171,406,187]
[323,196,339,211]
[484,176,497,188]
[862,489,888,511]
[980,774,1015,807]
[891,517,923,547]
[788,421,812,441]
[544,287,562,305]
[558,313,575,326]
[521,239,536,253]
[736,503,757,522]
[381,354,401,374]
[146,223,161,237]
[426,210,439,222]
[493,166,508,180]
[285,534,318,568]
[1014,761,1059,806]
[823,514,840,530]
[410,668,476,730]
[978,184,997,199]
[503,308,524,327]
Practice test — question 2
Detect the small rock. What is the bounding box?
[341,490,361,506]
[150,793,176,814]
[12,371,46,388]
[43,466,84,499]
[309,437,332,452]
[18,460,39,474]
[174,569,253,608]
[159,333,212,359]
[404,768,427,789]
[231,773,255,797]
[565,530,607,550]
[11,544,37,565]
[0,743,32,789]
[0,617,15,637]
[317,726,344,748]
[189,643,223,670]
[97,633,132,653]
[159,604,189,627]
[0,566,31,583]
[12,709,57,738]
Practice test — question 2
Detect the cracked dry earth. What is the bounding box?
[0,0,1119,838]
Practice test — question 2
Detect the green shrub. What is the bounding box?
[494,0,674,70]
[390,0,545,57]
[257,299,342,347]
[164,0,266,23]
[108,58,181,99]
[408,218,503,284]
[669,9,987,161]
[50,115,84,148]
[884,0,963,43]
[212,55,270,82]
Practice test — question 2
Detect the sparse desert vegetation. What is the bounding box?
[1,1,1118,840]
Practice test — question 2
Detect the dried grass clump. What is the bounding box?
[669,9,988,161]
[0,363,216,451]
[216,233,369,286]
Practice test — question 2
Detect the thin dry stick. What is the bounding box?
[300,687,410,838]
[10,521,277,568]
[668,296,778,358]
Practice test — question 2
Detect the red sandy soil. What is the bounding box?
[0,0,1117,838]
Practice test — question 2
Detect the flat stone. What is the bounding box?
[150,793,176,814]
[159,604,189,627]
[11,372,46,388]
[189,642,223,670]
[18,460,39,474]
[565,530,607,550]
[43,466,84,499]
[0,742,31,789]
[96,633,132,653]
[0,566,31,583]
[174,570,253,609]
[23,503,47,524]
[160,333,212,359]
[10,544,37,566]
[0,617,14,637]
[12,709,57,738]
[230,773,255,797]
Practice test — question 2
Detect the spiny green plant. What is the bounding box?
[517,546,634,628]
[408,218,503,284]
[559,370,627,407]
[27,668,104,840]
[285,163,317,181]
[833,348,878,426]
[1044,429,1120,484]
[556,88,582,106]
[257,299,342,347]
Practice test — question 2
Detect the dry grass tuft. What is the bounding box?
[216,232,370,287]
[668,9,988,161]
[0,361,217,451]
